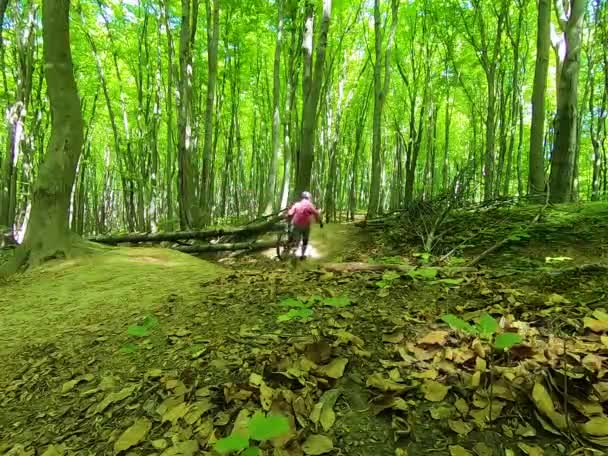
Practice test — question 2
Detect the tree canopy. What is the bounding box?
[0,0,606,241]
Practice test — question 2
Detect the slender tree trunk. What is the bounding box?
[529,0,551,198]
[265,0,283,214]
[9,0,84,270]
[176,0,199,228]
[549,0,587,203]
[296,0,331,196]
[368,0,398,217]
[200,0,219,225]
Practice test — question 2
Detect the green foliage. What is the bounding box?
[408,267,438,280]
[277,308,314,322]
[322,296,352,308]
[127,315,158,337]
[119,342,138,354]
[442,313,522,351]
[214,434,250,454]
[214,412,290,455]
[495,332,523,351]
[441,314,477,335]
[248,412,291,441]
[376,270,401,288]
[478,313,499,339]
[279,298,309,309]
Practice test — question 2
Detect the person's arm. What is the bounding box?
[311,204,323,226]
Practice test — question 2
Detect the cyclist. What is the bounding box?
[286,191,322,259]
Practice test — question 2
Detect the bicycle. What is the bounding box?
[276,221,299,260]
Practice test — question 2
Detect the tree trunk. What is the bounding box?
[296,0,331,196]
[8,0,84,269]
[549,0,587,203]
[529,0,551,198]
[177,0,199,229]
[264,0,283,214]
[368,0,398,218]
[200,0,219,225]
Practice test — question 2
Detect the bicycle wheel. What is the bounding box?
[276,231,288,260]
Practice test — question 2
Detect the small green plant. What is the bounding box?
[127,315,159,337]
[276,295,352,321]
[376,270,400,289]
[441,313,522,351]
[121,315,159,354]
[214,412,290,455]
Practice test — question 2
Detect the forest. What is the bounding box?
[0,0,606,245]
[2,0,608,455]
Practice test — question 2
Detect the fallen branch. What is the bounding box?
[467,204,548,267]
[172,239,277,253]
[322,262,476,275]
[89,220,282,245]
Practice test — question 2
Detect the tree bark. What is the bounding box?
[368,0,398,218]
[200,0,220,225]
[549,0,587,203]
[265,0,283,214]
[529,0,551,198]
[296,0,331,196]
[8,0,84,269]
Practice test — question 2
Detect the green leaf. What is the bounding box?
[376,280,390,289]
[439,278,465,286]
[142,315,159,328]
[243,447,261,456]
[214,434,250,454]
[322,296,352,308]
[127,325,149,337]
[279,298,309,308]
[441,314,477,335]
[408,267,438,280]
[248,412,290,441]
[478,314,498,339]
[382,271,401,281]
[120,342,138,353]
[494,333,522,350]
[277,308,314,322]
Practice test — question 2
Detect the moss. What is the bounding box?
[0,247,225,358]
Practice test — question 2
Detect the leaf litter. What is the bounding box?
[3,214,608,455]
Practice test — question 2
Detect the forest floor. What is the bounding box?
[1,203,608,456]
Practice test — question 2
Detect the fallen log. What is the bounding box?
[89,219,282,245]
[172,239,277,253]
[322,262,477,275]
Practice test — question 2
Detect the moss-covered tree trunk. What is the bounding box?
[11,0,83,268]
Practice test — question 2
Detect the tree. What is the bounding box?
[177,0,199,228]
[528,0,551,198]
[549,0,587,202]
[296,0,331,196]
[264,0,283,214]
[6,0,84,270]
[368,0,399,218]
[199,0,220,225]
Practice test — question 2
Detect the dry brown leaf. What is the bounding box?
[584,317,608,333]
[449,445,474,456]
[580,416,608,437]
[113,418,151,453]
[473,442,493,456]
[383,332,404,343]
[366,373,408,393]
[531,383,567,431]
[448,420,473,435]
[517,443,544,456]
[317,358,348,379]
[422,380,450,402]
[454,398,469,416]
[162,402,190,424]
[302,435,333,455]
[418,330,449,346]
[309,389,340,432]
